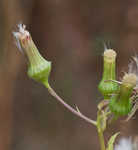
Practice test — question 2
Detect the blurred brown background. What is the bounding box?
[0,0,138,150]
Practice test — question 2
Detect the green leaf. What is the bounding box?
[106,132,120,150]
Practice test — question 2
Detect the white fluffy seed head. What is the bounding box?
[115,137,138,150]
[114,138,133,150]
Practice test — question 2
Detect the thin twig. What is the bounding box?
[45,83,97,126]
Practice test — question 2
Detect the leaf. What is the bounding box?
[106,132,120,150]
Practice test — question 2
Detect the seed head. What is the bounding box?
[109,57,138,116]
[98,49,118,99]
[13,24,51,86]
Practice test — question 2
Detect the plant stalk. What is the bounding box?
[44,82,97,126]
[97,129,106,150]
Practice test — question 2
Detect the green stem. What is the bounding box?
[97,110,106,150]
[97,129,106,150]
[44,81,106,150]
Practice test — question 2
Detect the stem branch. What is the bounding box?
[45,83,97,126]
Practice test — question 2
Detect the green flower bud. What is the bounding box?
[98,49,118,99]
[109,73,137,116]
[13,24,51,86]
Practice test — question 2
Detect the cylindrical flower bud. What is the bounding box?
[13,24,51,86]
[109,73,137,116]
[98,49,118,99]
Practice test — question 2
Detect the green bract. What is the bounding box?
[98,49,118,100]
[27,55,51,85]
[109,73,136,116]
[13,24,51,85]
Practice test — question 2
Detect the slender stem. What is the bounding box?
[97,110,106,150]
[97,129,106,150]
[44,83,97,126]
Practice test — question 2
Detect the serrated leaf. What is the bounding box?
[106,132,120,150]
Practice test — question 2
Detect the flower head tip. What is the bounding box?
[13,24,51,86]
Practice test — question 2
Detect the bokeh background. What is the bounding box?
[0,0,138,150]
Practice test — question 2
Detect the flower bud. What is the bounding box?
[98,49,118,99]
[13,24,51,86]
[109,73,137,116]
